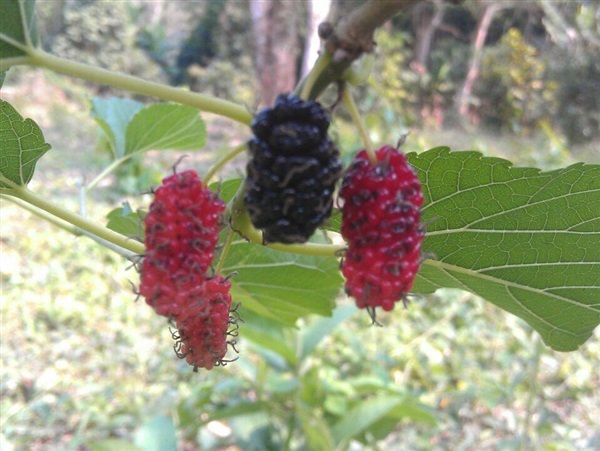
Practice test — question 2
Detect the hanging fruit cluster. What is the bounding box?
[137,90,425,371]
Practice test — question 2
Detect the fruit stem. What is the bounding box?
[25,48,253,126]
[86,156,133,191]
[215,229,235,275]
[203,142,247,185]
[297,51,332,101]
[342,87,376,164]
[1,177,145,255]
[229,185,344,257]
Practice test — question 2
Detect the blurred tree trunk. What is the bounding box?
[250,0,301,107]
[301,0,333,77]
[412,0,447,70]
[455,2,503,118]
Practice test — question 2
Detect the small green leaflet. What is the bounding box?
[0,0,38,61]
[407,148,600,352]
[0,99,51,188]
[91,97,144,159]
[90,97,206,160]
[106,203,144,238]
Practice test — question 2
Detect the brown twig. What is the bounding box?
[303,0,421,99]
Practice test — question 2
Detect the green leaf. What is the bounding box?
[106,203,143,238]
[203,401,270,424]
[223,239,343,327]
[91,97,144,159]
[332,395,434,444]
[298,406,335,451]
[0,0,38,61]
[360,401,437,441]
[89,440,141,451]
[134,415,177,451]
[409,148,600,352]
[0,71,7,89]
[297,305,358,362]
[125,103,206,155]
[0,99,51,188]
[241,315,297,366]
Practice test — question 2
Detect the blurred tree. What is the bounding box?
[250,0,303,106]
[50,0,165,88]
[476,28,557,131]
[455,1,513,119]
[541,0,600,143]
[301,0,333,77]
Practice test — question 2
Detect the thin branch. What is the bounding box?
[305,0,421,98]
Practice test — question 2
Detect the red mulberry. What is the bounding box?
[244,93,342,244]
[339,146,424,312]
[140,170,225,318]
[173,276,235,371]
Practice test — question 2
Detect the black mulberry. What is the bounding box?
[244,94,342,244]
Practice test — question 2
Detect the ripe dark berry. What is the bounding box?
[173,276,234,371]
[339,146,424,312]
[140,170,225,318]
[244,93,342,244]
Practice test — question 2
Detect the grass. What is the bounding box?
[1,72,599,450]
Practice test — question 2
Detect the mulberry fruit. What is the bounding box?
[339,146,424,313]
[244,93,342,244]
[173,276,237,371]
[140,170,225,318]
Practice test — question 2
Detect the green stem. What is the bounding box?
[229,185,344,257]
[0,32,30,53]
[203,143,247,185]
[215,229,235,275]
[86,156,132,191]
[520,334,544,449]
[18,0,33,48]
[298,52,332,101]
[26,49,253,126]
[1,193,82,236]
[342,87,375,164]
[0,56,32,71]
[1,181,145,255]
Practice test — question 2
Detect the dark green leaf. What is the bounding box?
[0,0,38,60]
[91,97,144,159]
[409,148,600,351]
[0,99,51,188]
[223,239,343,327]
[133,415,177,451]
[126,103,206,155]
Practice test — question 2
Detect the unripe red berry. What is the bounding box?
[339,146,424,312]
